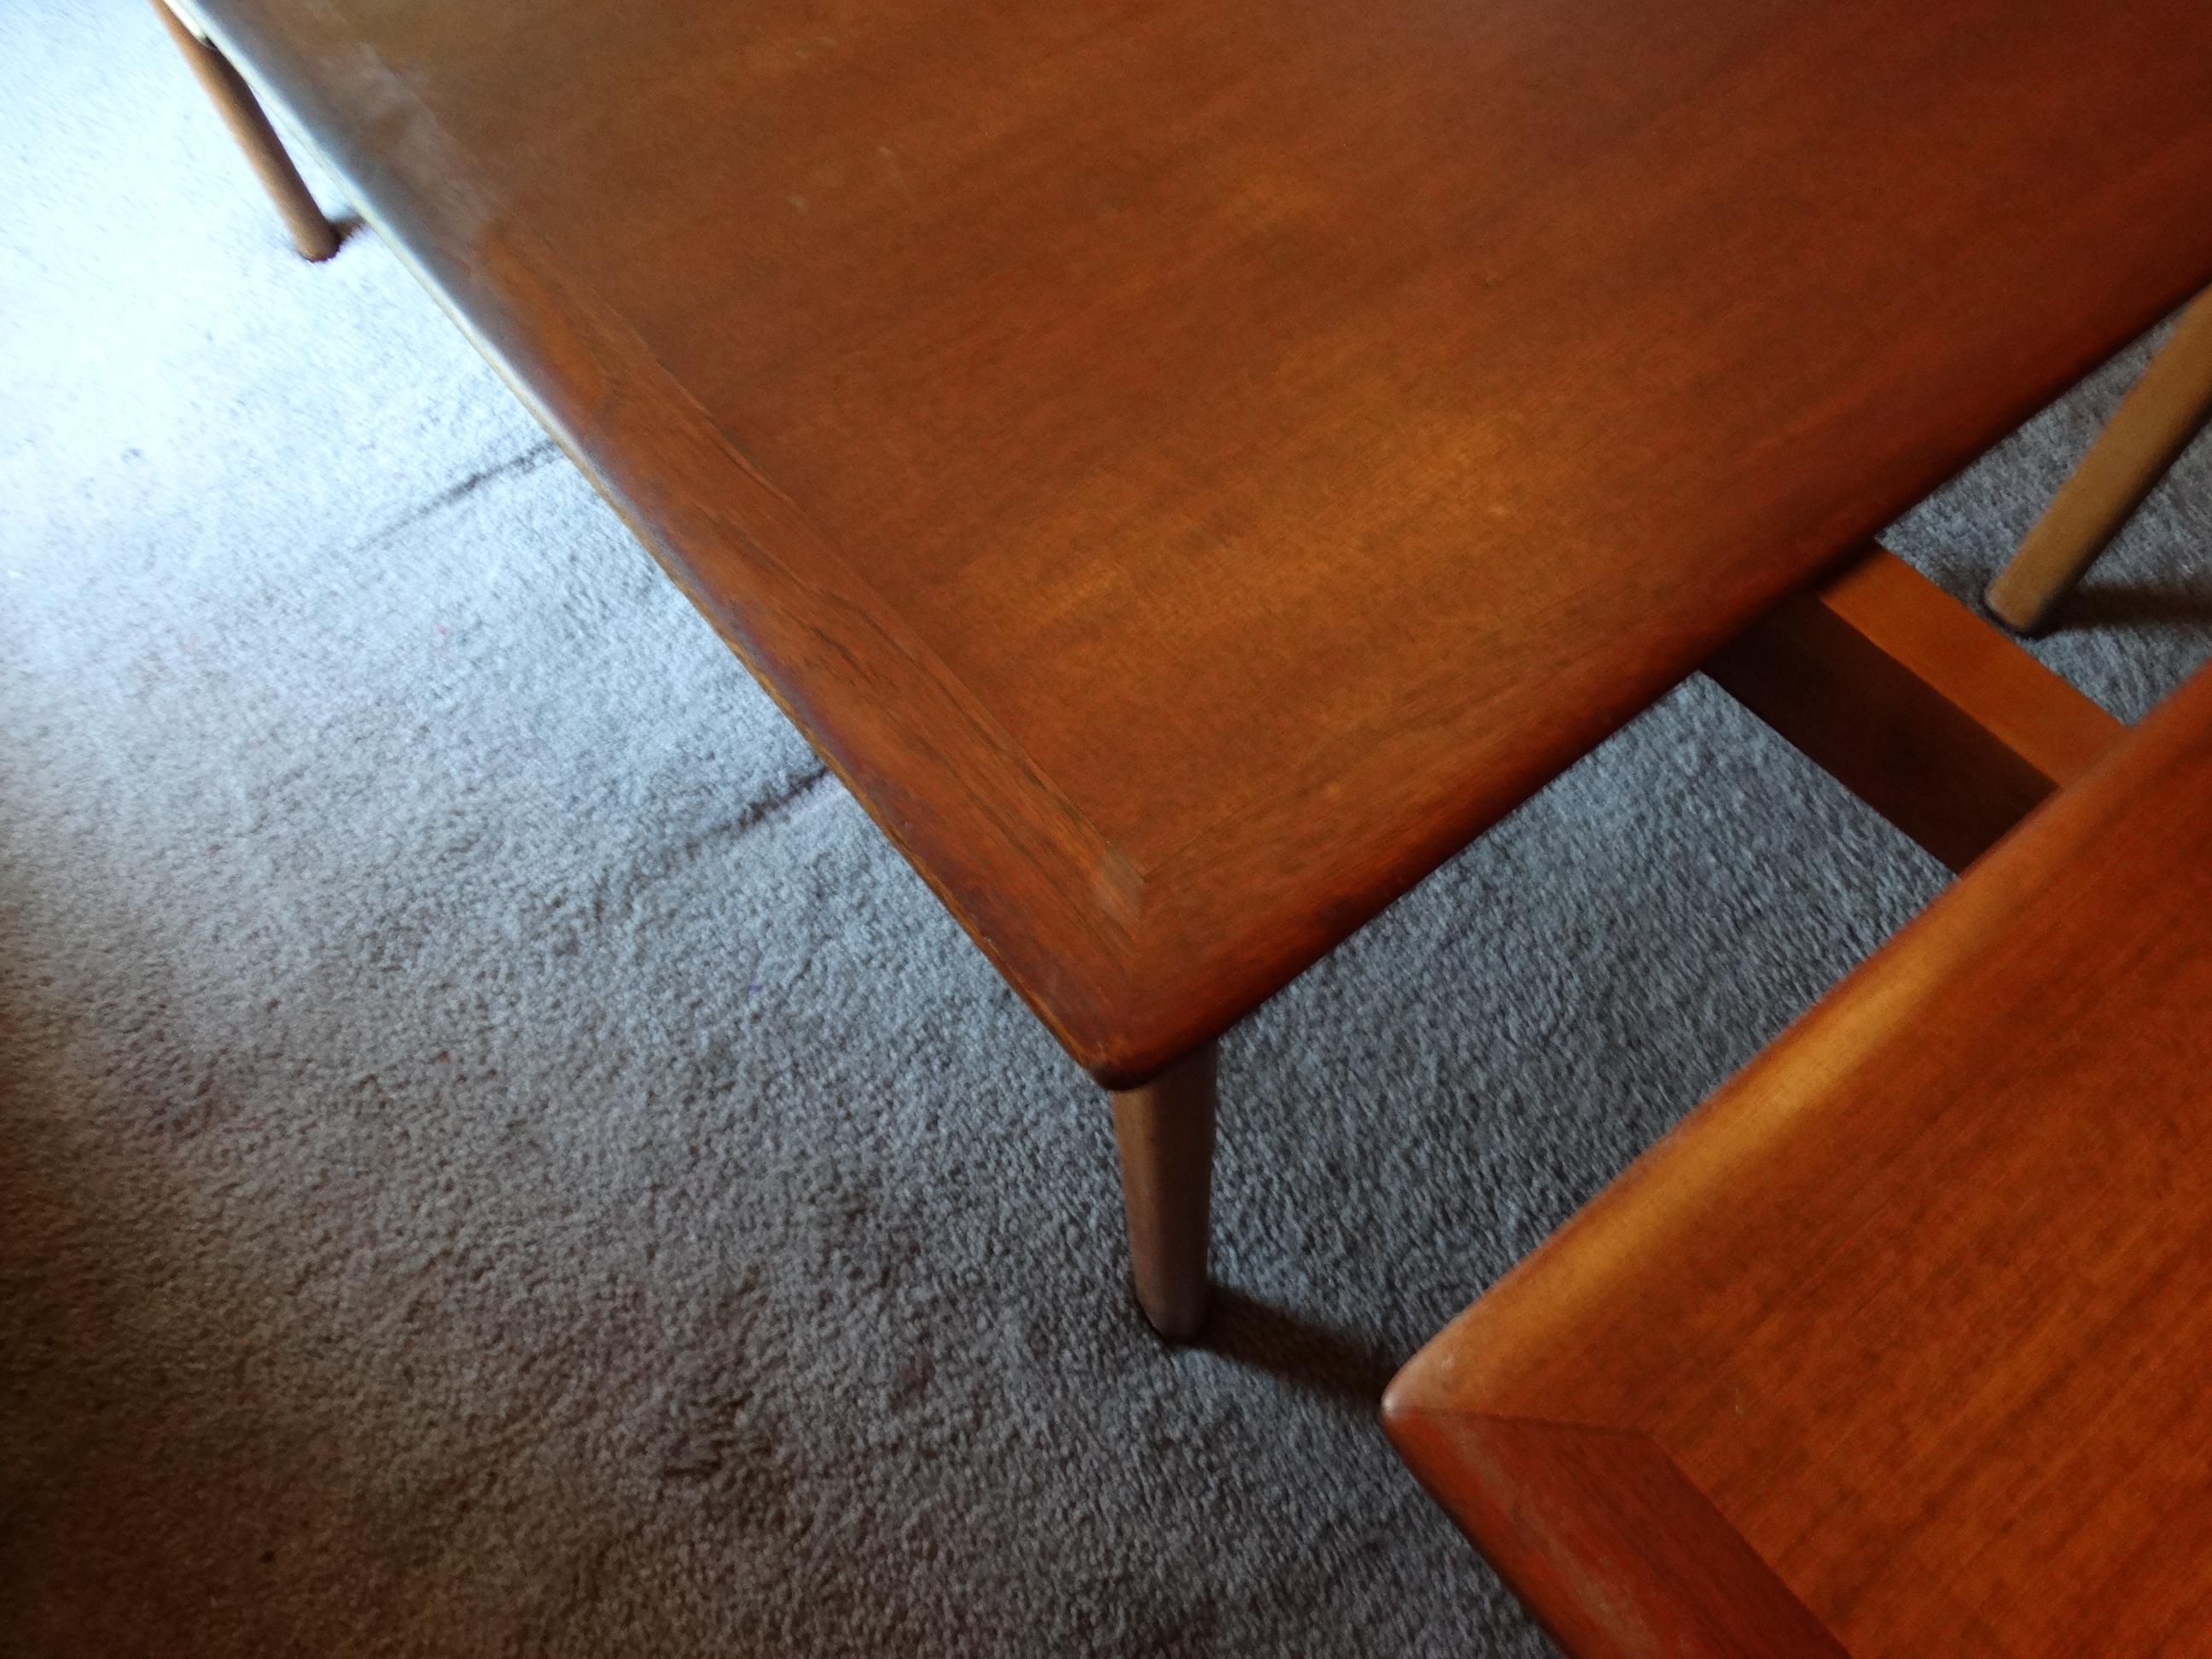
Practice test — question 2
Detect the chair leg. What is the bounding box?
[1109,1042,1217,1341]
[150,0,340,262]
[1986,288,2212,634]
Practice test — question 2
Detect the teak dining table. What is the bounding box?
[156,0,2212,1336]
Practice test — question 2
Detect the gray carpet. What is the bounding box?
[5,3,2210,1653]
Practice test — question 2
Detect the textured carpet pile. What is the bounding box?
[5,3,2210,1653]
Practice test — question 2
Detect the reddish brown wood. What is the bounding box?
[1707,544,2126,870]
[150,0,338,262]
[1388,1414,1846,1659]
[1109,1042,1217,1340]
[1388,661,2212,1656]
[182,0,2212,1083]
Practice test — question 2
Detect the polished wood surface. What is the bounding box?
[185,0,2212,1081]
[1387,659,2212,1656]
[151,0,338,261]
[1109,1041,1217,1339]
[1709,544,2125,870]
[1987,287,2212,633]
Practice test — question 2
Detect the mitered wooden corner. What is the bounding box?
[1381,1389,1847,1659]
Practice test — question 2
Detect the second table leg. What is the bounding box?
[1984,286,2212,633]
[151,0,341,262]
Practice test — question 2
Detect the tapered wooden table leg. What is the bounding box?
[1985,287,2212,634]
[151,0,340,261]
[1109,1042,1217,1341]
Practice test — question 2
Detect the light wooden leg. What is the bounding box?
[1985,288,2212,634]
[151,0,340,262]
[1109,1042,1217,1340]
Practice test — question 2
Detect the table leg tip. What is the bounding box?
[1134,1284,1210,1342]
[1980,584,2051,637]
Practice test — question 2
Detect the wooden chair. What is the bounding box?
[1985,288,2212,633]
[1386,657,2212,1656]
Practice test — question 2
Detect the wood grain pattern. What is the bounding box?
[1387,660,2212,1656]
[183,0,2212,1082]
[1386,1413,1846,1659]
[1986,286,2212,633]
[1707,544,2125,870]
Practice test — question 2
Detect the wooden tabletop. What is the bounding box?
[1387,657,2212,1656]
[195,0,2212,1081]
